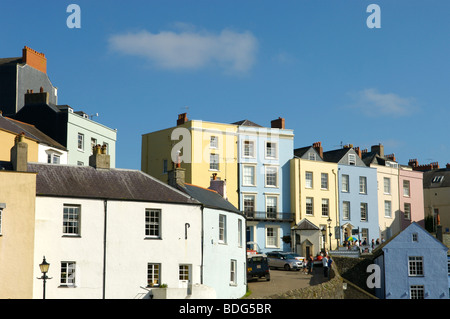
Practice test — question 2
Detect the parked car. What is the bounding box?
[266,251,303,271]
[247,254,270,281]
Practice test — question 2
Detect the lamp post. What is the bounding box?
[38,256,52,299]
[327,217,332,252]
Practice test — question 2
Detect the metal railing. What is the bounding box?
[244,211,294,222]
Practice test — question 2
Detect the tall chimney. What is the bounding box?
[312,142,323,158]
[177,113,188,126]
[271,117,285,129]
[371,143,384,157]
[89,144,110,169]
[24,89,49,105]
[209,174,227,199]
[354,146,362,158]
[11,133,28,172]
[168,165,186,187]
[22,46,47,74]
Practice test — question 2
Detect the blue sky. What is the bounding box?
[1,0,449,170]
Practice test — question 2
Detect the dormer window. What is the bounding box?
[348,154,356,165]
[432,176,444,183]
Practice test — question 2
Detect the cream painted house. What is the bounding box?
[142,113,239,207]
[291,143,339,255]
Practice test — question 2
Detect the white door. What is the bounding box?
[179,264,191,289]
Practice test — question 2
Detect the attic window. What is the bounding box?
[348,154,356,165]
[412,233,418,242]
[432,176,444,183]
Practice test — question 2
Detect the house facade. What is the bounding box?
[323,146,379,247]
[373,222,449,299]
[142,114,239,207]
[290,142,339,255]
[0,46,58,116]
[14,91,117,167]
[237,118,294,254]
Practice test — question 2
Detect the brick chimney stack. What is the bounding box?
[24,88,49,105]
[209,174,227,199]
[10,132,28,172]
[22,46,47,74]
[177,113,188,126]
[312,142,323,158]
[89,144,110,169]
[354,146,362,158]
[271,117,285,129]
[371,143,384,157]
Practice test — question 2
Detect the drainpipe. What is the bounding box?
[200,205,204,284]
[102,199,107,299]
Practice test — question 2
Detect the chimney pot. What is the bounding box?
[177,113,188,126]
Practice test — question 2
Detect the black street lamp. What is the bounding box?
[327,217,332,252]
[38,256,52,299]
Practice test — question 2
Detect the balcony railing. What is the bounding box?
[244,211,294,222]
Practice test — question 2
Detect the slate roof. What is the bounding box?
[294,146,312,158]
[0,57,22,66]
[322,148,351,163]
[232,119,262,127]
[423,169,450,188]
[27,163,200,204]
[292,218,320,230]
[0,116,66,151]
[177,183,241,214]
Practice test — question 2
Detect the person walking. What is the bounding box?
[322,255,329,277]
[307,255,313,274]
[327,255,333,279]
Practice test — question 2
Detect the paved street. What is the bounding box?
[245,266,328,298]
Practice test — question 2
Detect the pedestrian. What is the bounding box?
[307,255,314,274]
[371,239,375,250]
[302,258,308,274]
[327,255,333,278]
[376,238,380,245]
[322,255,329,277]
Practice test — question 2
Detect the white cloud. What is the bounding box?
[348,88,418,117]
[108,26,258,73]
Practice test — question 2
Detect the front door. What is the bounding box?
[179,264,191,290]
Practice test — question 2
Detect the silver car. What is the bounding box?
[266,251,303,271]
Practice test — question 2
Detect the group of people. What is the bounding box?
[301,253,333,279]
[343,237,383,251]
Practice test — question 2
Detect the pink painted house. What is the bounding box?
[399,166,425,230]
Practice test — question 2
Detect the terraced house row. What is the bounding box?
[142,114,426,258]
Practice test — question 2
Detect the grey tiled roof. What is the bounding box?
[232,119,262,127]
[27,163,200,204]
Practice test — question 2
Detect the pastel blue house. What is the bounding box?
[234,119,294,254]
[373,222,449,299]
[323,147,379,246]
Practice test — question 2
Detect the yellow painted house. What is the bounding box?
[142,114,239,207]
[0,137,37,299]
[0,123,39,163]
[290,143,339,254]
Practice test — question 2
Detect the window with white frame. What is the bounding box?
[348,154,356,165]
[145,209,161,238]
[309,152,316,161]
[359,176,367,194]
[265,166,278,187]
[63,205,81,236]
[403,180,410,197]
[242,165,256,186]
[361,228,369,241]
[47,151,61,164]
[230,260,237,285]
[321,173,328,190]
[408,256,424,276]
[360,203,368,221]
[384,177,391,194]
[384,200,392,218]
[343,201,350,220]
[321,198,329,217]
[265,142,277,158]
[306,197,314,216]
[404,203,411,220]
[243,140,255,158]
[77,161,84,166]
[147,263,161,287]
[305,171,313,188]
[243,194,256,217]
[266,196,278,219]
[210,136,218,149]
[342,174,349,192]
[219,214,227,243]
[77,133,84,151]
[410,285,425,299]
[60,261,76,287]
[238,219,243,247]
[179,264,190,281]
[91,138,97,154]
[266,226,279,248]
[210,153,219,171]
